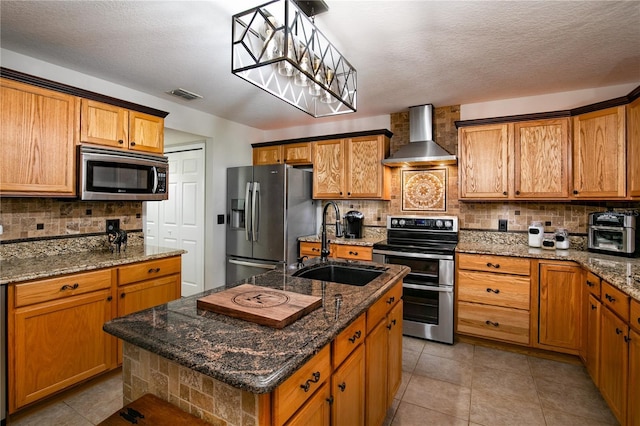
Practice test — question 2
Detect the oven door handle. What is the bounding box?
[590,225,626,232]
[373,249,454,260]
[403,283,453,292]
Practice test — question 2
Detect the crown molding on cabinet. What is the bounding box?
[252,129,394,148]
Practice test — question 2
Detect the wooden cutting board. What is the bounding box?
[196,284,322,328]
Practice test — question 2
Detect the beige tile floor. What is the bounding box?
[8,336,618,425]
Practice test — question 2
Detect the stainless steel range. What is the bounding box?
[373,215,458,344]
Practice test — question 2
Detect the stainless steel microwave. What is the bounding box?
[78,145,168,201]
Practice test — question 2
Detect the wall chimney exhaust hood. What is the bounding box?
[382,104,457,167]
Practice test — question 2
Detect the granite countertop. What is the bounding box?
[0,245,186,285]
[456,242,640,301]
[103,259,409,394]
[298,234,383,247]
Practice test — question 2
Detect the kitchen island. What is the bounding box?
[103,260,409,425]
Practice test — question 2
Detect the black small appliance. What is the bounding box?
[343,210,364,238]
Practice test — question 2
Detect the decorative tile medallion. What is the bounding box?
[402,168,447,211]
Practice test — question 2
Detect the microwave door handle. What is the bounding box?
[151,167,159,193]
[252,182,260,242]
[245,182,252,241]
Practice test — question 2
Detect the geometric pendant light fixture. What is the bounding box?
[232,0,357,117]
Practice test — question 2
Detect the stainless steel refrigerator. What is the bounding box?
[226,164,316,284]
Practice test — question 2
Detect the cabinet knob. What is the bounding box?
[118,139,124,145]
[387,296,395,304]
[107,296,113,301]
[121,293,126,298]
[573,190,579,194]
[615,327,622,335]
[515,190,520,195]
[591,304,597,310]
[326,396,334,405]
[624,335,631,343]
[130,141,136,146]
[338,382,346,392]
[340,192,343,196]
[586,280,594,287]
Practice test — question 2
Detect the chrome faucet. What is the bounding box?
[321,201,343,261]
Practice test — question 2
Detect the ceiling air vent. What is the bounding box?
[167,88,203,101]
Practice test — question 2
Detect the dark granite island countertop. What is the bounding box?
[103,260,409,395]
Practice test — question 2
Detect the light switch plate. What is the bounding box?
[498,219,508,232]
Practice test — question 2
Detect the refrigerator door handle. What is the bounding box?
[245,181,252,241]
[228,258,277,270]
[252,182,260,242]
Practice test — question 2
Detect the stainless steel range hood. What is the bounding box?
[382,104,457,166]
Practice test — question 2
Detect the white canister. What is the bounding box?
[528,221,544,247]
[555,228,570,250]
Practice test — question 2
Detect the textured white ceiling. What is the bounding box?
[1,0,639,130]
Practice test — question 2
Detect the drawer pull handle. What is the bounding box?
[586,280,595,287]
[387,296,395,304]
[485,320,499,327]
[616,328,622,335]
[637,317,640,325]
[326,396,334,404]
[60,283,79,291]
[148,268,161,273]
[338,382,346,392]
[486,263,500,269]
[300,371,321,392]
[605,293,616,303]
[312,248,320,252]
[591,304,597,310]
[349,251,358,255]
[486,288,500,294]
[348,330,362,343]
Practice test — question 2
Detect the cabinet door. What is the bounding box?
[513,118,569,198]
[599,306,629,424]
[458,124,509,199]
[387,301,403,405]
[538,262,582,352]
[11,289,114,412]
[628,97,640,198]
[585,294,601,387]
[1,78,77,196]
[628,328,640,426]
[81,99,128,148]
[346,135,389,199]
[572,106,626,198]
[365,319,388,426]
[285,382,330,426]
[128,111,164,154]
[332,344,365,426]
[313,139,345,199]
[253,145,282,165]
[283,142,312,165]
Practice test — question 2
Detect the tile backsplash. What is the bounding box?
[0,198,142,242]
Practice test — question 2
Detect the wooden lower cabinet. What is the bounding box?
[628,328,640,426]
[9,288,115,412]
[285,382,331,426]
[365,317,388,426]
[599,305,629,424]
[331,344,365,426]
[585,294,601,386]
[537,262,582,353]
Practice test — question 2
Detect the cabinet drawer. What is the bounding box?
[585,271,602,298]
[367,280,402,333]
[457,301,530,345]
[118,256,181,285]
[273,345,331,426]
[333,245,372,261]
[300,242,323,258]
[333,314,365,369]
[601,281,630,322]
[14,269,112,307]
[631,299,640,334]
[458,254,530,276]
[457,271,530,310]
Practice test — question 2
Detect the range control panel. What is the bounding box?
[387,216,458,232]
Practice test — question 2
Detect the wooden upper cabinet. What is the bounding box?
[81,99,164,154]
[458,124,509,199]
[572,106,626,198]
[0,78,77,196]
[253,145,282,165]
[513,118,570,199]
[313,138,346,198]
[283,142,312,165]
[345,135,390,199]
[628,97,640,198]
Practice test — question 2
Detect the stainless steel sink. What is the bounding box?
[292,263,386,286]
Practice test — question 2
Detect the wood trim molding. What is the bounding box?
[456,85,640,128]
[1,67,169,118]
[252,129,393,148]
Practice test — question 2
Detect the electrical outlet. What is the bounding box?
[498,219,508,232]
[106,219,120,233]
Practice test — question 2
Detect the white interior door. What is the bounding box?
[145,143,205,297]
